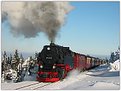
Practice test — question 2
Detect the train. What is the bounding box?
[36,42,106,82]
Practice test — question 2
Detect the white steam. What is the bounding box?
[66,69,80,80]
[2,2,73,42]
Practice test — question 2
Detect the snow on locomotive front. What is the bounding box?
[36,43,73,82]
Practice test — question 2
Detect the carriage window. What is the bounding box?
[87,57,91,64]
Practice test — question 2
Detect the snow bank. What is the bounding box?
[110,59,120,71]
[1,81,38,90]
[86,64,111,76]
[92,82,120,90]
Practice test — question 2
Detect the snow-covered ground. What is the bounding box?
[1,60,120,90]
[110,59,120,71]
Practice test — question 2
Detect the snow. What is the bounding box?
[1,71,38,90]
[90,82,119,90]
[1,81,38,90]
[86,64,111,76]
[110,59,120,71]
[1,60,120,90]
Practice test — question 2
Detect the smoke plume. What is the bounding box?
[2,2,73,42]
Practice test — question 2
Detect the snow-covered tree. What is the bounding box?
[115,47,120,60]
[109,47,120,63]
[110,52,115,63]
[11,50,20,71]
[20,54,24,63]
[9,54,12,65]
[2,51,8,71]
[14,49,20,61]
[34,52,38,64]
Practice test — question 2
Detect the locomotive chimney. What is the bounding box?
[50,41,55,46]
[51,40,53,44]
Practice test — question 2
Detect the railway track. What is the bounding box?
[15,82,40,90]
[15,82,51,90]
[32,83,51,90]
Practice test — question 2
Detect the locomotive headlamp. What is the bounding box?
[40,65,43,68]
[47,47,50,50]
[53,65,56,69]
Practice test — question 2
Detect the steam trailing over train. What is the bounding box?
[2,2,73,42]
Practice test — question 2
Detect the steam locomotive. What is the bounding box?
[36,43,106,82]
